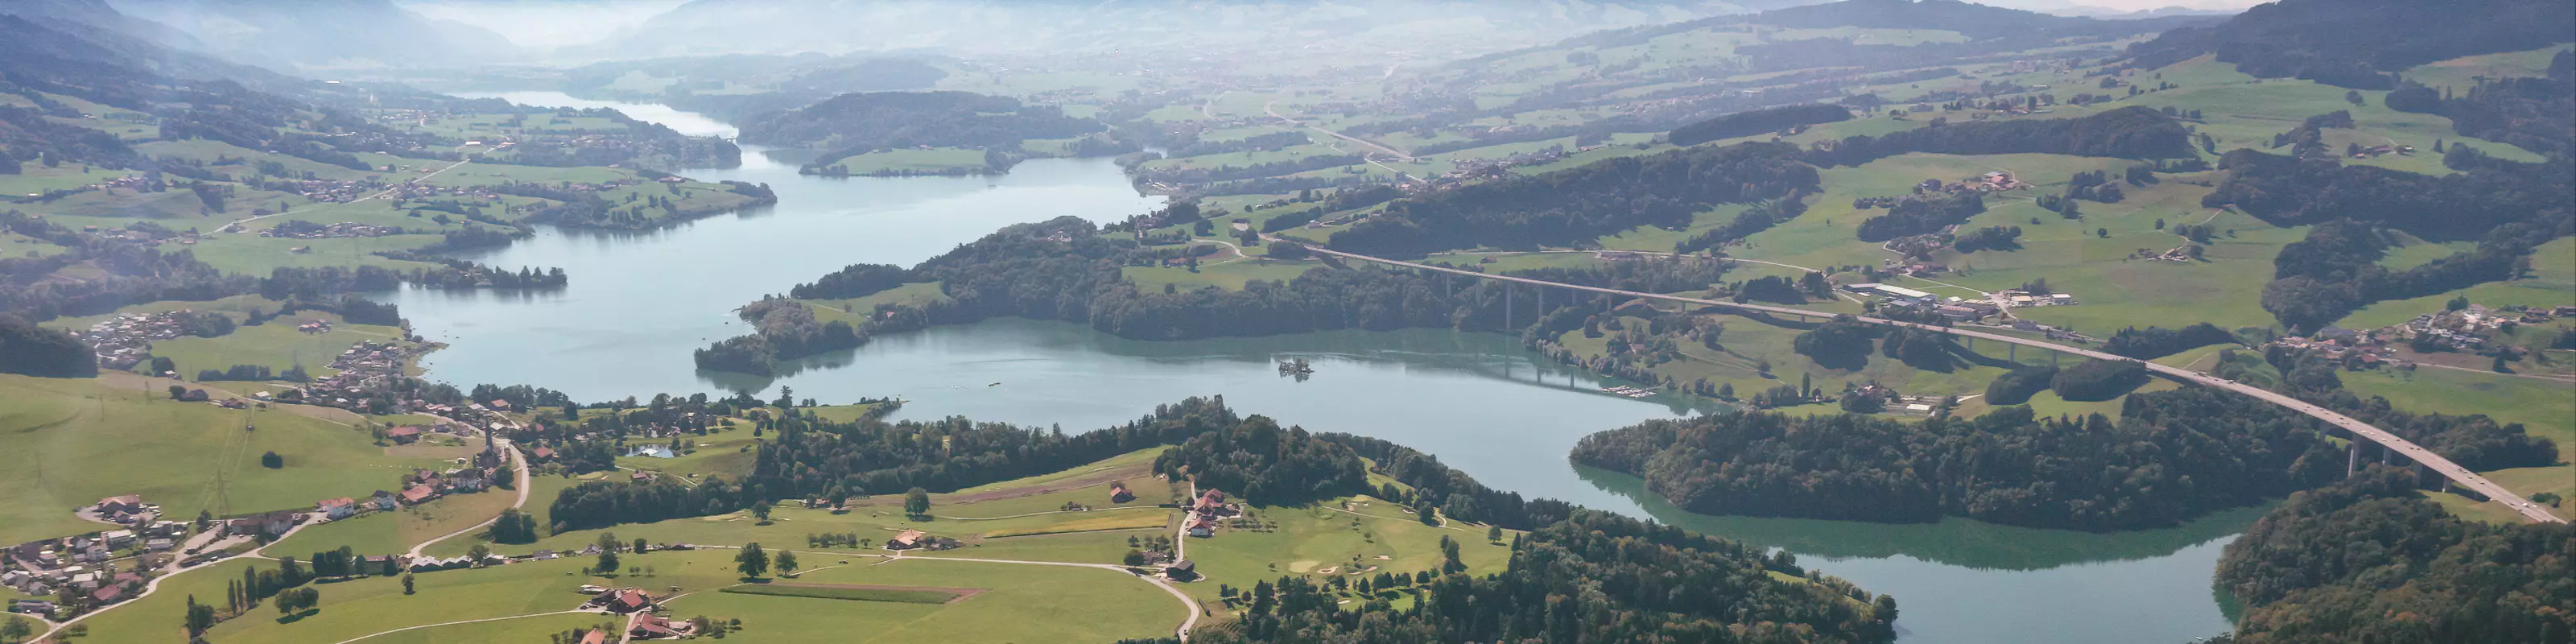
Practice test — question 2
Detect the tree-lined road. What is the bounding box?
[1284,239,2567,525]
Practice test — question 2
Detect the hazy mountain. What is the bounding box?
[572,0,1746,60]
[0,0,204,51]
[106,0,523,72]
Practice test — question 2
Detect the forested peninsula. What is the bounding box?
[1569,386,2558,531]
[2211,467,2575,644]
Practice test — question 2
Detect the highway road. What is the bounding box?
[1284,239,2567,525]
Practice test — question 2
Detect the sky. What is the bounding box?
[399,0,2273,52]
[398,0,690,49]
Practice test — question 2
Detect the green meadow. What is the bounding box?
[0,374,445,545]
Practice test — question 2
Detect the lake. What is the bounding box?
[395,91,2246,643]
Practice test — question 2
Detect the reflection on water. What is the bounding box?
[1579,466,2268,570]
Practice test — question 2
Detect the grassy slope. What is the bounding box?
[0,374,446,544]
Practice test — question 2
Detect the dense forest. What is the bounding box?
[691,296,863,375]
[2124,0,2571,89]
[735,91,1106,170]
[1667,104,1852,146]
[0,313,95,378]
[1803,106,2196,167]
[2101,323,2236,359]
[1187,510,1895,644]
[2207,149,2574,330]
[1855,193,1985,242]
[1327,142,1817,255]
[787,262,911,300]
[2388,51,2574,159]
[749,397,1241,502]
[1152,415,1370,506]
[2211,466,2574,643]
[1570,388,2347,530]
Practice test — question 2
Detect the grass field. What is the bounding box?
[806,282,952,326]
[79,545,1181,644]
[427,448,1174,560]
[1174,493,1517,611]
[720,583,965,604]
[2336,237,2576,330]
[170,233,449,275]
[1124,259,1319,291]
[268,484,521,559]
[813,148,992,175]
[2401,45,2574,94]
[2342,363,2576,522]
[145,312,406,378]
[0,374,448,545]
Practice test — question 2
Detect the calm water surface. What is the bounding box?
[391,92,2244,643]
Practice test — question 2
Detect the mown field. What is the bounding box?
[0,374,444,545]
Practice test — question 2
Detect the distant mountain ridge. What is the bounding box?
[571,0,1740,60]
[2125,0,2576,89]
[105,0,522,72]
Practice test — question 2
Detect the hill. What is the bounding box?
[2125,0,2576,89]
[107,0,522,71]
[735,90,1108,171]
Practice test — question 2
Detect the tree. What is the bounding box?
[401,574,415,595]
[775,551,799,576]
[2344,89,2364,105]
[1124,549,1148,567]
[467,544,491,565]
[734,543,770,579]
[260,451,284,469]
[2,616,31,644]
[634,538,649,554]
[1485,525,1504,543]
[168,385,188,399]
[595,548,620,575]
[750,503,771,523]
[184,595,216,638]
[903,487,931,518]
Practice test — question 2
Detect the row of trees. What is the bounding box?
[1326,142,1819,255]
[1570,388,2348,530]
[748,397,1241,502]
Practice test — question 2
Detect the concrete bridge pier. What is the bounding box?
[2348,440,2361,477]
[1505,283,1514,329]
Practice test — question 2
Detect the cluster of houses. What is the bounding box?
[72,311,196,371]
[280,341,427,411]
[572,585,695,639]
[1915,171,2024,194]
[2,504,307,621]
[77,494,159,527]
[258,221,406,239]
[885,530,961,552]
[1185,489,1237,539]
[2273,303,2574,365]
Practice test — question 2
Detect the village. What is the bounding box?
[2264,302,2575,372]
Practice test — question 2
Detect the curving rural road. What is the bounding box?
[407,439,534,559]
[1284,239,2568,525]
